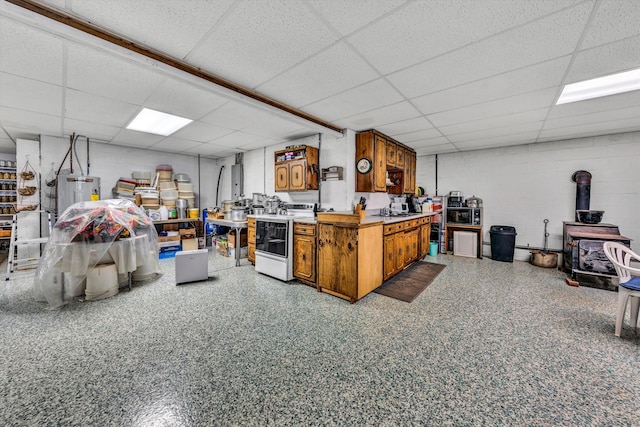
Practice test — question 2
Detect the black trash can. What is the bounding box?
[489,225,517,262]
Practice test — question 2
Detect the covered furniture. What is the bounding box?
[602,242,640,337]
[34,199,160,308]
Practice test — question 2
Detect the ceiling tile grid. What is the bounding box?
[0,0,638,157]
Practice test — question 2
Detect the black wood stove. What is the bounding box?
[563,222,631,291]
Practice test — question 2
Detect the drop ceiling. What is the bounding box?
[0,0,638,158]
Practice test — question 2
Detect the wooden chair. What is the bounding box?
[603,242,640,337]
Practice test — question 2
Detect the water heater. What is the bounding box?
[57,175,100,215]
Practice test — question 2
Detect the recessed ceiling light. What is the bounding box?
[556,68,640,105]
[126,108,192,136]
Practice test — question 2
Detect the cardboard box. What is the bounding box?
[229,246,248,259]
[181,238,198,251]
[228,242,248,258]
[228,229,248,247]
[158,234,180,244]
[180,228,196,239]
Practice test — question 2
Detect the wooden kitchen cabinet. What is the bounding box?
[247,217,256,264]
[383,217,428,281]
[356,131,387,192]
[403,149,414,194]
[317,220,382,303]
[274,145,319,192]
[386,141,397,168]
[356,130,417,194]
[293,222,316,286]
[420,218,431,258]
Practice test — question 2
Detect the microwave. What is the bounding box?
[446,207,482,226]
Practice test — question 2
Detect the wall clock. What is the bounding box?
[356,157,372,174]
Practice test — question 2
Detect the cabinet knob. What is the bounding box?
[302,254,306,260]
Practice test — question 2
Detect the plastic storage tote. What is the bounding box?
[489,225,517,262]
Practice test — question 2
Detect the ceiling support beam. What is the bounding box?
[6,0,344,136]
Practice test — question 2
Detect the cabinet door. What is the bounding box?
[275,163,289,192]
[384,234,397,280]
[373,135,387,192]
[420,223,431,258]
[410,152,416,193]
[294,234,316,282]
[386,141,397,168]
[317,224,358,298]
[403,149,413,194]
[396,147,405,169]
[288,161,306,191]
[395,233,405,272]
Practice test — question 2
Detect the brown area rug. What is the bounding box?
[374,261,446,303]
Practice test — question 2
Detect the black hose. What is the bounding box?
[215,165,225,207]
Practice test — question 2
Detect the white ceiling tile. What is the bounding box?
[65,89,140,127]
[448,122,544,143]
[144,78,229,120]
[547,91,640,119]
[428,88,557,127]
[543,105,640,131]
[348,0,583,75]
[412,57,571,115]
[0,73,62,116]
[377,117,434,136]
[439,109,549,136]
[110,129,164,148]
[564,35,640,84]
[0,106,62,136]
[68,0,236,59]
[188,0,338,88]
[453,132,539,150]
[387,2,592,97]
[210,131,268,149]
[63,118,121,141]
[410,137,451,149]
[171,121,234,143]
[580,0,640,49]
[257,42,380,108]
[393,128,443,144]
[0,17,64,85]
[307,0,407,36]
[185,143,241,158]
[538,118,640,140]
[304,79,404,122]
[200,102,252,130]
[66,43,163,105]
[0,136,16,152]
[150,137,204,154]
[414,143,458,156]
[335,101,421,131]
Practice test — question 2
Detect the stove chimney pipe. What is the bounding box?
[571,170,592,221]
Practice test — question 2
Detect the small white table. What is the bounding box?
[206,218,247,267]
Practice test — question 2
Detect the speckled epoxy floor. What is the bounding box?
[0,250,638,426]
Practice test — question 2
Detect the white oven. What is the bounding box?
[253,203,314,281]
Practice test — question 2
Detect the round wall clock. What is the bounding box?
[356,157,372,174]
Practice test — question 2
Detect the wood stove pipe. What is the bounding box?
[571,170,592,221]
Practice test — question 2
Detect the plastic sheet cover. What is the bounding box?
[34,199,161,308]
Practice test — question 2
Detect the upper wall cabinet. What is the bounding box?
[274,145,319,192]
[355,130,416,194]
[355,131,387,192]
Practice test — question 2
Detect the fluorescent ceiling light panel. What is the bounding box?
[556,68,640,105]
[127,108,192,136]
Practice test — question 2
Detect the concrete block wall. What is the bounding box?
[417,131,640,260]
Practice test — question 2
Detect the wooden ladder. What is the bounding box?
[5,210,52,280]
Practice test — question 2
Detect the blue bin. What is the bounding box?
[429,242,438,256]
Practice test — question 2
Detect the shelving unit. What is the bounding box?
[0,166,17,251]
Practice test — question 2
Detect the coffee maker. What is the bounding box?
[447,191,464,207]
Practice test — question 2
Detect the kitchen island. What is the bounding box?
[314,211,439,303]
